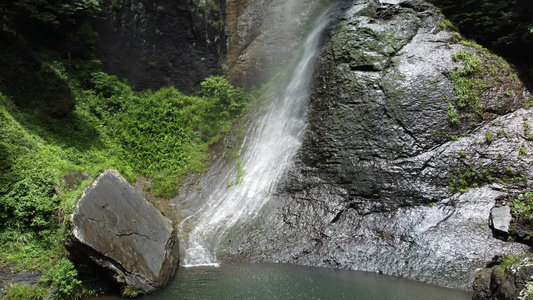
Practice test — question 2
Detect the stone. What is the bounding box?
[472,268,492,300]
[491,206,512,234]
[67,169,178,294]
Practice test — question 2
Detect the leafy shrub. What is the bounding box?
[199,75,248,118]
[82,74,251,197]
[446,102,460,125]
[122,285,140,298]
[0,175,60,234]
[512,192,533,218]
[39,258,85,300]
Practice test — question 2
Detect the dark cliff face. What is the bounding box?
[93,0,224,94]
[216,0,533,289]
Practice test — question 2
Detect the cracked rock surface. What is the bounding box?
[67,169,178,294]
[216,0,532,289]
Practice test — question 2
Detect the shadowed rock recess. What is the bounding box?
[93,0,224,93]
[214,0,533,290]
[67,169,178,294]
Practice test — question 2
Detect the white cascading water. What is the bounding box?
[179,5,336,267]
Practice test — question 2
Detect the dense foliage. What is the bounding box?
[1,2,251,294]
[84,73,250,197]
[1,69,251,297]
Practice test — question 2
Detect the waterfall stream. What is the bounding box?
[178,5,336,267]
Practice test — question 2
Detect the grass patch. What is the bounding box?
[3,284,46,300]
[121,285,140,298]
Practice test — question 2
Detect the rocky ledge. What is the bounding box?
[66,169,178,294]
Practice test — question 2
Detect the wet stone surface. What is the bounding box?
[67,169,178,294]
[213,0,533,290]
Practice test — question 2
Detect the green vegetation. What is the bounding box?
[3,284,46,300]
[497,129,509,139]
[445,40,524,127]
[448,164,498,193]
[429,0,533,82]
[512,192,533,219]
[448,151,526,192]
[0,1,253,295]
[446,102,460,125]
[437,17,457,32]
[523,120,533,141]
[484,131,493,144]
[121,285,140,298]
[525,95,533,108]
[498,254,519,276]
[519,143,528,157]
[456,150,467,160]
[447,50,484,124]
[37,258,100,299]
[190,0,225,32]
[84,73,250,197]
[0,68,252,296]
[227,159,246,187]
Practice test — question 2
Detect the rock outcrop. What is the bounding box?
[223,0,325,88]
[204,0,533,289]
[67,169,178,294]
[93,0,224,93]
[473,254,533,300]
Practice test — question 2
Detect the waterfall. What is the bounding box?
[178,5,336,267]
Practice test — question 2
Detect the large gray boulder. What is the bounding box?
[67,169,178,294]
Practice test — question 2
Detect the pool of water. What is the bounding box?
[103,263,471,300]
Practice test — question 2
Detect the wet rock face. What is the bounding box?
[67,169,178,294]
[223,0,324,88]
[93,0,223,93]
[219,0,533,289]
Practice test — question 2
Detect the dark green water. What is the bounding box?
[128,263,471,300]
